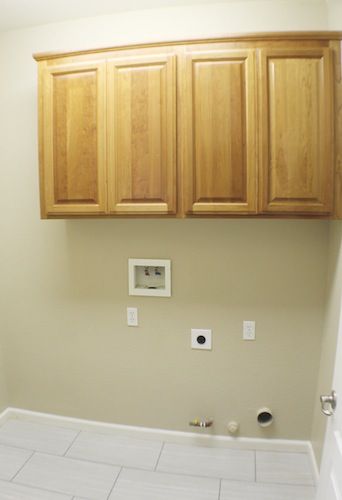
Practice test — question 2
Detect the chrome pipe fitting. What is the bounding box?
[189,418,214,428]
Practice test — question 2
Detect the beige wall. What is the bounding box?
[310,1,342,468]
[0,1,334,438]
[1,0,328,53]
[311,223,342,464]
[0,347,8,412]
[328,0,342,29]
[0,218,328,438]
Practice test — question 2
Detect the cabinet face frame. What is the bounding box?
[181,48,257,215]
[107,54,177,215]
[40,60,107,217]
[258,47,334,214]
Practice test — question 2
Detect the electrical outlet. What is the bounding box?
[127,307,138,327]
[191,329,212,350]
[243,320,255,340]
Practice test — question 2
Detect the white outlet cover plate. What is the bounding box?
[243,320,256,340]
[127,307,138,326]
[191,329,212,350]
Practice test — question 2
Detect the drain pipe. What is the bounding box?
[257,408,274,427]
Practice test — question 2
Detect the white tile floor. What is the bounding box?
[0,418,316,500]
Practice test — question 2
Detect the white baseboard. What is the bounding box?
[307,440,320,484]
[0,406,312,454]
[0,407,15,426]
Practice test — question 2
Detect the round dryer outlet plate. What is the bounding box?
[191,329,212,350]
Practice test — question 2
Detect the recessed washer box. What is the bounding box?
[128,258,171,297]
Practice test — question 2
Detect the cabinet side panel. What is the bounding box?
[38,62,47,218]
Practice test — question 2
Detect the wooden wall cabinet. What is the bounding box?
[34,33,341,219]
[38,52,177,217]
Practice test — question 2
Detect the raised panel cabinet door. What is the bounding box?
[259,48,334,214]
[107,54,177,214]
[41,61,107,216]
[181,49,257,214]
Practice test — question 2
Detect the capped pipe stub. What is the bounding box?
[257,407,273,427]
[227,421,239,434]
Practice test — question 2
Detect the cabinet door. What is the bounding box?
[181,49,257,215]
[41,61,107,216]
[107,54,176,215]
[259,48,334,214]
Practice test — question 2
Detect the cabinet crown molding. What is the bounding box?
[33,31,342,61]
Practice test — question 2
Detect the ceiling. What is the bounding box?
[0,0,245,32]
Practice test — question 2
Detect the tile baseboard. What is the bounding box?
[0,406,319,480]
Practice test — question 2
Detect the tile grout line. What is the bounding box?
[107,463,248,482]
[154,441,165,471]
[252,479,316,488]
[7,448,281,487]
[13,475,94,500]
[0,420,316,491]
[0,441,43,454]
[63,429,82,457]
[9,450,36,483]
[0,432,258,481]
[148,465,299,492]
[106,466,123,500]
[1,451,316,497]
[2,444,315,488]
[3,474,316,500]
[254,449,316,487]
[6,447,162,473]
